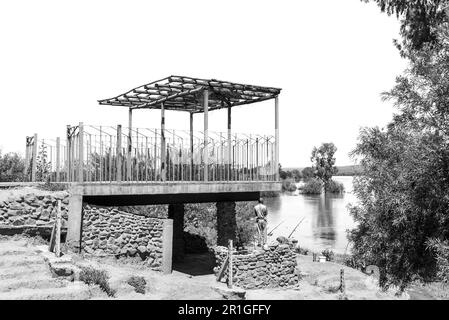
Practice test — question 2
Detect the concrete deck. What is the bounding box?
[70,181,281,205]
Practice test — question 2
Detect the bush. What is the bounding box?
[184,203,217,248]
[0,151,25,182]
[322,249,335,262]
[301,178,322,194]
[326,180,345,194]
[428,239,449,283]
[37,181,68,191]
[235,202,258,248]
[127,276,146,294]
[282,178,297,192]
[184,202,257,248]
[260,190,280,198]
[79,266,116,297]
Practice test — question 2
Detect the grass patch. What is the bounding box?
[127,275,147,294]
[79,266,116,297]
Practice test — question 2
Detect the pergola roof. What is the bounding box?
[98,75,281,113]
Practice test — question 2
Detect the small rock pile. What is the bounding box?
[82,205,165,271]
[213,242,299,289]
[0,191,69,227]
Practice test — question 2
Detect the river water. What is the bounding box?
[264,176,357,254]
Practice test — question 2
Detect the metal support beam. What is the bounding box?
[203,90,209,181]
[127,108,133,181]
[78,122,84,183]
[116,124,122,182]
[161,102,166,181]
[189,112,194,181]
[31,133,38,182]
[227,105,232,180]
[66,125,71,181]
[275,96,279,181]
[56,137,60,182]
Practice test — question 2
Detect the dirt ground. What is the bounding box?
[0,235,417,300]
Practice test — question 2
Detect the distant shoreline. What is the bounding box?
[284,165,363,176]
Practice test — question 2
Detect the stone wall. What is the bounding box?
[213,243,299,289]
[0,189,69,229]
[81,205,167,271]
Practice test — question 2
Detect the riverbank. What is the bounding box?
[0,235,406,300]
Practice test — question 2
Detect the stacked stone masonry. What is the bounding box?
[82,205,166,271]
[0,191,69,227]
[213,243,299,289]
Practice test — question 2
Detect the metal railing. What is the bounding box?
[26,124,277,183]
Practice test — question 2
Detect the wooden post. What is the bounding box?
[77,123,84,183]
[228,239,233,289]
[127,108,133,181]
[56,137,60,182]
[203,90,209,181]
[340,268,345,294]
[190,112,194,181]
[274,96,279,181]
[160,103,166,181]
[31,133,38,182]
[55,200,62,257]
[116,124,122,182]
[227,105,232,181]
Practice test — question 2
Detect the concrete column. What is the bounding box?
[216,201,237,247]
[161,102,166,181]
[203,90,209,181]
[275,96,279,181]
[190,112,194,181]
[227,105,232,181]
[168,203,185,263]
[162,219,173,274]
[66,193,83,253]
[127,108,133,181]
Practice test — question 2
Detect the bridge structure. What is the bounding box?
[24,76,282,273]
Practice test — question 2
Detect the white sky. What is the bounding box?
[0,0,406,167]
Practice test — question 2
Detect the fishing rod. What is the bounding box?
[288,217,306,239]
[267,220,284,236]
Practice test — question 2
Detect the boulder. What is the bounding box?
[276,236,289,244]
[137,246,147,254]
[6,210,21,217]
[9,216,25,226]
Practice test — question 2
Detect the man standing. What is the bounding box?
[254,198,268,247]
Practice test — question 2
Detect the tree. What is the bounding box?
[278,163,289,180]
[291,169,302,182]
[36,142,52,182]
[310,143,338,190]
[362,0,448,54]
[301,167,315,181]
[0,150,25,182]
[349,5,449,289]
